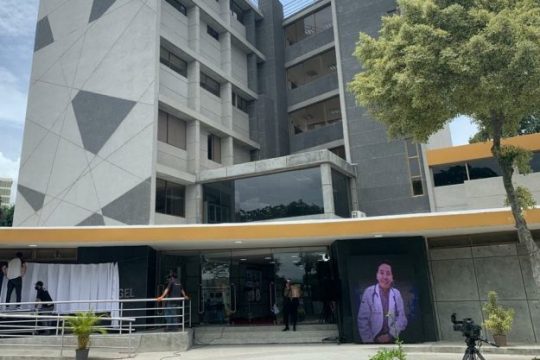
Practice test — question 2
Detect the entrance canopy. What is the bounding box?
[0,208,539,250]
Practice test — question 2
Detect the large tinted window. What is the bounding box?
[158,110,186,149]
[530,152,540,172]
[467,158,502,180]
[285,5,333,46]
[332,170,351,218]
[290,96,341,134]
[160,46,187,77]
[286,49,336,89]
[156,179,185,217]
[203,168,324,223]
[432,164,467,186]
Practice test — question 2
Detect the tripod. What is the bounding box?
[462,337,486,360]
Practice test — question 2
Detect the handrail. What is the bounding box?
[0,297,188,306]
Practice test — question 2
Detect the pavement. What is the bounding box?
[0,344,539,360]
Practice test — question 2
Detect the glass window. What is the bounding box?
[290,96,341,134]
[332,170,351,218]
[432,164,467,186]
[158,110,186,149]
[200,72,221,97]
[207,25,220,41]
[203,168,324,223]
[156,178,185,217]
[160,46,187,77]
[230,0,244,24]
[467,158,502,180]
[232,92,249,113]
[164,0,187,15]
[284,5,333,46]
[531,152,540,172]
[412,177,424,196]
[208,134,222,163]
[286,49,337,89]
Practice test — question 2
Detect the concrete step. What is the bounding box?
[193,324,339,345]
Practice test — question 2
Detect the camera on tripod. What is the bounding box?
[451,313,482,340]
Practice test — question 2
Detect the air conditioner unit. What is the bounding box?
[351,210,366,218]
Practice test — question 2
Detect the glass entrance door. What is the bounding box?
[200,253,231,324]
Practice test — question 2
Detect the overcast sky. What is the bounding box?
[0,0,477,205]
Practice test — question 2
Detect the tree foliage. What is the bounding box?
[349,0,540,288]
[0,205,14,227]
[470,114,540,143]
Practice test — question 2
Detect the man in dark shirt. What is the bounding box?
[157,272,189,331]
[34,281,54,335]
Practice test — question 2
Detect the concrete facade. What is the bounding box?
[430,242,540,343]
[0,178,13,206]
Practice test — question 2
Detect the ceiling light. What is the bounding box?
[291,255,298,258]
[234,241,243,244]
[374,234,383,238]
[240,258,247,261]
[264,256,272,260]
[28,244,37,247]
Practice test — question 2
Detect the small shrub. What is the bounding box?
[482,291,514,336]
[369,340,406,360]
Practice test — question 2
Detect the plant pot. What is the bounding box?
[75,348,90,360]
[493,334,507,347]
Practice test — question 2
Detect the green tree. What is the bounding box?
[349,0,540,288]
[469,114,540,143]
[0,204,15,227]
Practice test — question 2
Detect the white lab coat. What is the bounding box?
[357,284,407,343]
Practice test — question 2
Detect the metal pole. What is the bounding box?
[128,321,133,357]
[189,299,191,328]
[181,300,185,333]
[119,302,124,334]
[60,318,65,358]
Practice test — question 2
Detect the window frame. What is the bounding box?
[158,110,187,150]
[164,0,187,16]
[207,25,220,41]
[200,72,221,97]
[155,178,186,217]
[207,134,222,163]
[160,46,188,77]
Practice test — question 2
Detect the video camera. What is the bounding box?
[451,313,482,340]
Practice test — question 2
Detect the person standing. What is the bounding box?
[34,281,54,335]
[282,279,292,331]
[289,283,302,331]
[157,272,189,331]
[357,261,407,343]
[4,252,26,306]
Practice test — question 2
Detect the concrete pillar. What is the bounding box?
[221,82,233,129]
[220,0,232,26]
[321,163,335,217]
[220,32,232,75]
[186,184,203,224]
[188,6,200,52]
[244,10,256,46]
[188,61,200,112]
[222,136,234,166]
[349,175,360,212]
[247,53,258,93]
[187,120,201,173]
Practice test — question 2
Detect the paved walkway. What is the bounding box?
[1,344,539,360]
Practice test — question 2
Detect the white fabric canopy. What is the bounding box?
[0,262,119,316]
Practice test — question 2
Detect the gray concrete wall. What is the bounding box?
[333,0,431,216]
[287,72,339,107]
[285,28,335,64]
[290,121,343,153]
[252,0,289,159]
[430,243,540,343]
[15,0,159,226]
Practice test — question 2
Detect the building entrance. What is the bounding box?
[191,247,335,326]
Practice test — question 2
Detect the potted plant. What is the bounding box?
[66,311,106,360]
[482,291,514,347]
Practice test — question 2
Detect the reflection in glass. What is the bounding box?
[285,5,333,46]
[332,170,351,218]
[203,168,324,223]
[467,158,502,179]
[432,164,467,186]
[290,96,341,134]
[286,49,337,89]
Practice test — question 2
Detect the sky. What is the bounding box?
[0,0,477,205]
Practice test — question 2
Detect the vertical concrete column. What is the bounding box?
[220,32,232,76]
[187,120,201,173]
[186,184,203,223]
[247,53,258,93]
[222,136,234,166]
[349,175,360,212]
[188,6,200,52]
[188,61,201,112]
[221,82,233,129]
[321,163,335,217]
[244,10,256,46]
[220,0,232,26]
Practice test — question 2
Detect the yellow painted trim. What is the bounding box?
[427,133,540,166]
[0,209,538,246]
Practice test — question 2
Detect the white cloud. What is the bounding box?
[0,151,20,204]
[0,0,39,37]
[0,67,28,125]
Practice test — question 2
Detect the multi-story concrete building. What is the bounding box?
[8,0,540,346]
[0,178,13,206]
[14,0,445,227]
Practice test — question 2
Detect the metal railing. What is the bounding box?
[0,297,191,356]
